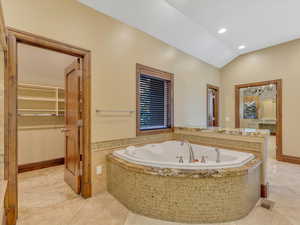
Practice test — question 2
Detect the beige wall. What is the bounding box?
[1,0,220,143]
[221,39,300,158]
[18,44,75,87]
[18,128,64,165]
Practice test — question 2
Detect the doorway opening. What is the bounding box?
[235,80,282,161]
[5,28,91,225]
[207,84,219,127]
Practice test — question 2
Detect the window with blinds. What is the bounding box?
[139,74,170,130]
[136,64,173,134]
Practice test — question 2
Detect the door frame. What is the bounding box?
[206,84,219,127]
[235,79,293,163]
[0,0,7,51]
[4,27,92,225]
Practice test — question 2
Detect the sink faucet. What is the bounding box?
[180,140,196,163]
[215,148,221,163]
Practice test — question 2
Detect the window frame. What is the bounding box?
[136,63,174,136]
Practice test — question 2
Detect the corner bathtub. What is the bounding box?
[107,141,261,224]
[113,141,254,170]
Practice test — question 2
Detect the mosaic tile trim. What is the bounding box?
[107,158,261,223]
[92,133,173,151]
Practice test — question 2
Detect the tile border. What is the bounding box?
[92,133,173,152]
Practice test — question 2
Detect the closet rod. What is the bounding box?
[17,113,64,117]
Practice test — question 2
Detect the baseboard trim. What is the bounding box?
[277,155,300,165]
[18,158,64,173]
[261,183,269,198]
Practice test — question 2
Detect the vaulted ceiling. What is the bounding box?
[78,0,300,68]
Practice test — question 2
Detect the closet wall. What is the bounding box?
[18,44,75,165]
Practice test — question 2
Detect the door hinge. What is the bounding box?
[77,120,83,128]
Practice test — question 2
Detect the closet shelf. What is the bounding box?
[17,83,65,122]
[19,83,64,90]
[18,109,57,112]
[18,125,65,131]
[18,96,65,102]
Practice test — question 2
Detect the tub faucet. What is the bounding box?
[176,156,184,163]
[180,140,196,163]
[201,155,207,163]
[215,148,221,163]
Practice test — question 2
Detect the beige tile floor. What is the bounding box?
[17,157,300,225]
[17,166,128,225]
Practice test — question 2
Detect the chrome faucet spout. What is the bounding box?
[181,140,196,163]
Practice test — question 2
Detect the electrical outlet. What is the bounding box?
[96,166,102,175]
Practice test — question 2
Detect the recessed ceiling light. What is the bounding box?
[238,45,246,50]
[218,28,227,34]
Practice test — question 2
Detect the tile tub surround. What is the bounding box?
[107,154,261,223]
[91,128,269,196]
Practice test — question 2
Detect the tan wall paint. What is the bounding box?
[18,129,64,165]
[221,39,300,158]
[18,44,75,87]
[2,0,220,143]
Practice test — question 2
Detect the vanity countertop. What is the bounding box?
[174,126,270,138]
